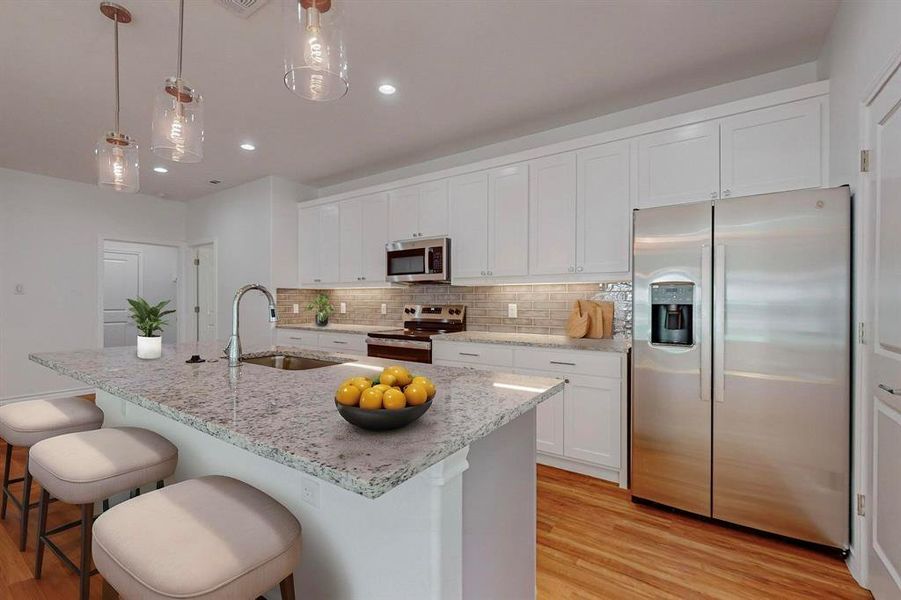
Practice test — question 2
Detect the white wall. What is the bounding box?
[817,0,901,188]
[317,62,820,197]
[0,168,186,403]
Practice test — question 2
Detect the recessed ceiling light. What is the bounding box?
[153,166,168,174]
[240,143,256,151]
[378,83,396,95]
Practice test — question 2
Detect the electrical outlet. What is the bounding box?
[508,303,518,318]
[301,478,320,508]
[340,302,347,314]
[14,284,24,295]
[381,303,387,315]
[292,303,299,314]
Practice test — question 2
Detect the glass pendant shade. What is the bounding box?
[96,132,139,193]
[284,0,348,101]
[151,77,204,162]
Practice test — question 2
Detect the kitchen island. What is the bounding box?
[30,341,563,600]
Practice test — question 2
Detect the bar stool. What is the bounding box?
[29,426,178,600]
[93,475,302,600]
[0,396,103,550]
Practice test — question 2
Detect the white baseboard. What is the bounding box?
[537,452,626,488]
[0,387,95,406]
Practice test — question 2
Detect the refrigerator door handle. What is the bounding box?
[713,244,726,403]
[700,244,712,403]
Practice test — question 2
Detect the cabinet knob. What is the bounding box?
[568,266,575,272]
[481,271,486,276]
[576,266,583,272]
[361,276,366,280]
[723,189,732,197]
[710,192,718,199]
[487,270,493,276]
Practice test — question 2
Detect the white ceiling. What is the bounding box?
[0,0,839,200]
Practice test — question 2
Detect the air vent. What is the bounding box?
[216,0,268,18]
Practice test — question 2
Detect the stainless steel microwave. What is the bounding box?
[385,237,451,284]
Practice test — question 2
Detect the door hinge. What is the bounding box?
[857,493,866,517]
[194,306,200,313]
[858,322,866,345]
[860,149,870,173]
[193,258,200,266]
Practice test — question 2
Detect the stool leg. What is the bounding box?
[79,503,94,600]
[19,453,32,551]
[103,498,110,512]
[101,578,119,600]
[1,443,11,519]
[279,574,296,600]
[156,480,164,490]
[34,488,50,579]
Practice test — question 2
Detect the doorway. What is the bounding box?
[190,242,217,342]
[102,241,180,347]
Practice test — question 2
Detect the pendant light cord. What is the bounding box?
[113,16,120,133]
[176,0,184,81]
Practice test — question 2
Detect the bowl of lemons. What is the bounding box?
[334,365,436,431]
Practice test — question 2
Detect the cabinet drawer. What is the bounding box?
[514,348,621,378]
[276,329,319,348]
[432,341,514,368]
[318,332,367,353]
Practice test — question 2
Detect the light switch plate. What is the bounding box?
[340,302,347,314]
[380,303,387,315]
[508,303,517,318]
[292,303,299,314]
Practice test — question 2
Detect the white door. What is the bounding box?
[864,63,901,599]
[449,171,489,279]
[720,99,822,199]
[562,374,621,469]
[577,140,631,274]
[318,204,341,284]
[418,180,449,238]
[637,121,719,208]
[388,186,420,241]
[298,205,320,284]
[339,199,363,283]
[529,152,577,276]
[488,163,529,277]
[103,251,140,347]
[195,244,217,342]
[360,193,388,283]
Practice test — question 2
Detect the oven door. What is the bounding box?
[366,337,432,363]
[386,238,450,283]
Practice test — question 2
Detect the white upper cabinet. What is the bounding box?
[488,163,529,277]
[298,203,340,285]
[529,152,578,276]
[337,193,388,284]
[720,99,822,199]
[298,205,319,284]
[338,199,363,283]
[577,140,632,274]
[388,180,449,241]
[449,171,490,279]
[637,121,720,208]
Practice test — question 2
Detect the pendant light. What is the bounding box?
[96,2,139,193]
[283,0,348,102]
[152,0,203,162]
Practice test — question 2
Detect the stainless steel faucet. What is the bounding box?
[224,283,278,367]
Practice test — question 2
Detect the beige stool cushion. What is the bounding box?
[0,396,103,448]
[93,476,302,600]
[29,427,177,505]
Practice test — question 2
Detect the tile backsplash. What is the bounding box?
[278,282,632,338]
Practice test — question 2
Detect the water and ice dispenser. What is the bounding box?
[650,282,694,346]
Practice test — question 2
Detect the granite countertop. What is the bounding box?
[277,323,393,335]
[432,331,631,353]
[30,342,562,499]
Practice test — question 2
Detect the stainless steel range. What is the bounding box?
[366,304,466,363]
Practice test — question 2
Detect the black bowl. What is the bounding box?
[335,399,432,431]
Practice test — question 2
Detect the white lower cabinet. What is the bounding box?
[534,381,565,457]
[276,328,321,350]
[561,374,620,468]
[275,329,368,353]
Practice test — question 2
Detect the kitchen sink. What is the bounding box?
[241,354,340,371]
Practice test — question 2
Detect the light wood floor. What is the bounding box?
[0,441,871,599]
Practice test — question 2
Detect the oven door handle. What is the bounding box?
[366,337,432,350]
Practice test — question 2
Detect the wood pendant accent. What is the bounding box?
[300,0,331,12]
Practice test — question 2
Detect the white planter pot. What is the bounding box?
[137,336,162,360]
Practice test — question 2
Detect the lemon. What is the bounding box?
[373,383,391,392]
[385,365,412,387]
[359,387,384,410]
[383,388,407,410]
[380,372,397,387]
[335,384,362,407]
[411,376,436,399]
[349,377,373,392]
[404,383,428,406]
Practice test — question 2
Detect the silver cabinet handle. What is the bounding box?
[549,360,576,366]
[487,270,493,275]
[568,266,575,272]
[481,271,486,276]
[576,266,583,272]
[713,244,726,403]
[879,384,900,395]
[289,336,305,341]
[332,340,348,345]
[700,244,712,403]
[459,352,480,357]
[723,189,732,197]
[710,192,718,199]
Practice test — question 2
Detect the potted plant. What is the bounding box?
[128,297,175,359]
[307,293,334,327]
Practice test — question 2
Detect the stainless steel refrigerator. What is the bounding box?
[630,187,850,550]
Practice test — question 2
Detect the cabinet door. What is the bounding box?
[488,163,529,277]
[563,374,621,469]
[318,204,341,284]
[418,180,449,238]
[298,205,320,284]
[720,99,822,198]
[449,172,489,279]
[388,186,420,241]
[338,199,363,283]
[577,141,631,274]
[537,389,565,456]
[637,121,719,208]
[360,192,388,283]
[529,152,577,276]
